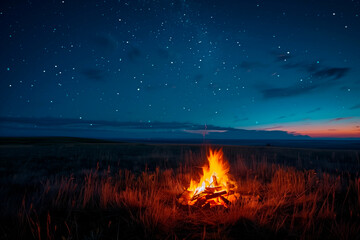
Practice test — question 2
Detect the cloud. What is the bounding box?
[0,117,194,130]
[307,107,321,113]
[313,67,349,80]
[329,117,353,122]
[260,55,351,99]
[0,116,310,139]
[261,85,317,99]
[0,116,229,131]
[350,104,360,110]
[282,62,350,80]
[183,129,228,135]
[260,125,284,130]
[82,68,105,81]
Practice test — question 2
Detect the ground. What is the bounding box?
[0,137,359,239]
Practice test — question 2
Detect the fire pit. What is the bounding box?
[178,148,239,208]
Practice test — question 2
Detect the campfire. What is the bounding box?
[179,148,239,208]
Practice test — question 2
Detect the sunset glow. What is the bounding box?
[251,118,360,138]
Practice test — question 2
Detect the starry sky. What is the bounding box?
[1,0,360,139]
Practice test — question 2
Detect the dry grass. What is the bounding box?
[1,144,360,239]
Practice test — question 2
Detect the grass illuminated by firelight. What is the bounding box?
[8,147,359,239]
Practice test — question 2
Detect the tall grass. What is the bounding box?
[2,147,360,239]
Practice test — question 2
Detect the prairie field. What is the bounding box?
[0,137,359,239]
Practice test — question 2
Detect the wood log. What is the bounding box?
[220,196,230,205]
[205,186,222,193]
[196,198,207,207]
[204,189,215,194]
[191,192,206,201]
[205,190,227,200]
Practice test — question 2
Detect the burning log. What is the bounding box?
[220,196,231,206]
[178,148,239,208]
[205,190,227,200]
[205,186,222,193]
[191,192,207,201]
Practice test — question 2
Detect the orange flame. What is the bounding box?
[186,148,238,207]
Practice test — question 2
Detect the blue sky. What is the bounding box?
[0,0,359,139]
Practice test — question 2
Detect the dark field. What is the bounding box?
[0,137,359,239]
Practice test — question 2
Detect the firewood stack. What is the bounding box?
[178,148,240,208]
[178,175,239,208]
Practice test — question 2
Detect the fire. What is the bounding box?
[179,148,239,208]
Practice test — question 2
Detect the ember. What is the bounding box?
[179,148,239,208]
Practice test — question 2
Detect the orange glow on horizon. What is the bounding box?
[292,129,360,138]
[251,119,360,138]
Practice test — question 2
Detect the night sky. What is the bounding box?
[1,0,360,139]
